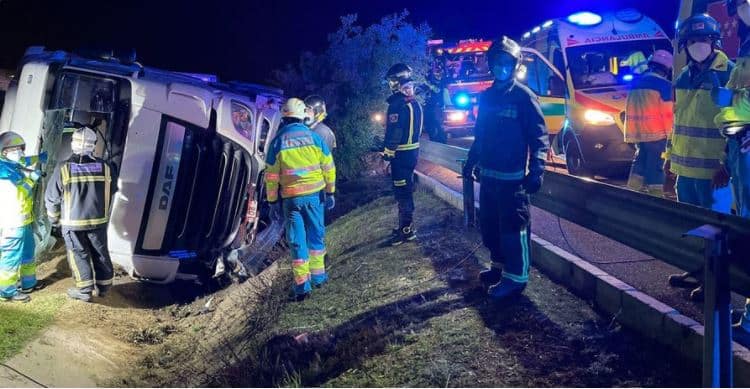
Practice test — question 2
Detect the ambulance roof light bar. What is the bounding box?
[566,11,602,26]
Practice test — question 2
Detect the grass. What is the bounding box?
[232,187,701,387]
[0,293,66,361]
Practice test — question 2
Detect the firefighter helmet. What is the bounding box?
[0,131,26,153]
[304,95,327,123]
[678,14,721,48]
[71,127,98,156]
[385,63,413,92]
[281,98,309,120]
[487,36,522,68]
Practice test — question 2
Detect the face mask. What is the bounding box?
[687,42,712,63]
[492,65,514,82]
[739,2,750,27]
[4,150,24,163]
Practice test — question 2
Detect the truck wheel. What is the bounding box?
[564,137,592,177]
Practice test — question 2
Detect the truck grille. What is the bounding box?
[142,124,251,257]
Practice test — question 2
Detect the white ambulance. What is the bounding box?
[519,9,673,175]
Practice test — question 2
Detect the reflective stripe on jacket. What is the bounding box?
[45,156,115,230]
[383,93,423,157]
[669,51,733,179]
[265,123,336,202]
[624,72,673,143]
[0,159,35,229]
[716,38,750,128]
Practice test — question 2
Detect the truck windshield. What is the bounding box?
[566,39,673,89]
[440,51,492,82]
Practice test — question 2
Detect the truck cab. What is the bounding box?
[0,47,283,283]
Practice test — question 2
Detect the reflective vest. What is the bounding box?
[0,159,35,229]
[668,51,733,179]
[45,156,114,230]
[624,72,673,143]
[265,123,336,202]
[715,37,750,127]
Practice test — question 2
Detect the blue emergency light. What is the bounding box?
[622,74,634,82]
[454,93,471,108]
[567,11,602,26]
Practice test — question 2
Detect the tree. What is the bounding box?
[272,10,432,179]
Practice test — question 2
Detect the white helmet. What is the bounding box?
[281,98,309,120]
[648,49,674,70]
[71,127,97,156]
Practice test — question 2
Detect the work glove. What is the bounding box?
[382,152,395,162]
[711,86,734,108]
[38,151,48,164]
[325,194,335,210]
[712,165,730,189]
[523,174,543,194]
[29,169,43,182]
[269,202,282,221]
[662,159,672,175]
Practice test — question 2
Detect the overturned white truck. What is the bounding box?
[0,47,283,283]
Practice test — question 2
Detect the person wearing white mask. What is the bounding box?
[665,14,735,301]
[0,131,46,302]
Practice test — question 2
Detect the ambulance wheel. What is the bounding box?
[564,138,592,177]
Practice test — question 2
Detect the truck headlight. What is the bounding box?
[584,109,615,126]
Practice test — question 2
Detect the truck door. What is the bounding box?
[234,106,280,247]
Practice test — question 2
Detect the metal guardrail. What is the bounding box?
[420,140,750,295]
[419,139,750,387]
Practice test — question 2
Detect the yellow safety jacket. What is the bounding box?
[624,72,673,143]
[668,51,734,179]
[715,40,750,127]
[0,159,36,229]
[265,123,336,202]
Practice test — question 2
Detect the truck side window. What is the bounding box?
[231,101,255,144]
[257,118,271,154]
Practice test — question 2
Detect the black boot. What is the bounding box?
[487,279,526,300]
[668,271,701,288]
[689,285,704,302]
[390,225,417,246]
[479,267,502,286]
[97,285,111,298]
[67,288,92,302]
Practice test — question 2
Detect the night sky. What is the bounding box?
[0,0,680,84]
